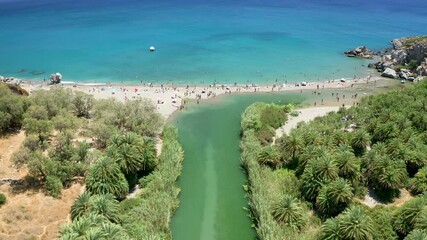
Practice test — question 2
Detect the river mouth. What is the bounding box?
[171,92,305,240]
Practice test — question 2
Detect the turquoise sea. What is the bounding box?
[0,0,426,84]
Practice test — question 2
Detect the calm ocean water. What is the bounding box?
[0,0,426,84]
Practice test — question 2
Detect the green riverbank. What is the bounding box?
[171,92,306,240]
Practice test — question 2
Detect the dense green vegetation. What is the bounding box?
[5,86,163,197]
[402,36,427,48]
[1,84,182,238]
[118,126,183,239]
[61,126,183,239]
[0,84,29,134]
[241,81,427,239]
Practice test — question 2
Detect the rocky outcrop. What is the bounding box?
[0,178,23,186]
[345,46,374,59]
[370,36,427,80]
[50,72,62,84]
[1,75,22,86]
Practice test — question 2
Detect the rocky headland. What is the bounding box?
[346,36,427,81]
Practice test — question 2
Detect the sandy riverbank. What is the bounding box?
[20,75,394,119]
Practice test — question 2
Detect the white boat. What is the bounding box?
[149,46,155,52]
[400,79,406,84]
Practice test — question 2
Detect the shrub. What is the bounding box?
[0,193,6,205]
[256,127,276,145]
[11,147,32,166]
[0,84,27,134]
[72,92,94,118]
[260,105,288,129]
[23,134,42,151]
[407,60,419,70]
[45,176,63,198]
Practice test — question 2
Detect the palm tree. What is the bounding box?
[280,131,304,160]
[101,222,130,239]
[337,206,374,240]
[89,194,119,223]
[369,157,408,199]
[296,145,328,176]
[316,178,354,217]
[302,129,324,146]
[334,145,360,182]
[415,207,427,230]
[257,145,280,167]
[393,196,427,236]
[71,191,91,220]
[332,130,349,146]
[350,130,371,156]
[301,168,322,202]
[377,160,408,190]
[84,228,104,240]
[411,166,427,194]
[85,157,129,199]
[405,229,427,240]
[61,215,91,238]
[271,195,307,231]
[108,132,157,175]
[311,156,339,182]
[321,218,341,240]
[395,114,411,134]
[301,156,338,202]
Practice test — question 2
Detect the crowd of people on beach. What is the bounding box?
[20,74,382,118]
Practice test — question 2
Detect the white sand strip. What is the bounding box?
[275,106,339,139]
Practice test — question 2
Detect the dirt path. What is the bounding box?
[0,131,27,179]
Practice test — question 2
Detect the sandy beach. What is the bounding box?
[20,75,393,120]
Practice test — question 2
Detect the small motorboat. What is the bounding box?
[400,79,406,84]
[149,46,155,52]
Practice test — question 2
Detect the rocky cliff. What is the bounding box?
[348,36,427,81]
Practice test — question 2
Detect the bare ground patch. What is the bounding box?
[0,132,84,240]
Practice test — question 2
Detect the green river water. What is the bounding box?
[171,92,306,240]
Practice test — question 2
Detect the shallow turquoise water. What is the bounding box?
[0,0,426,84]
[171,92,305,240]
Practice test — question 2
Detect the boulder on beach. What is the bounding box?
[381,68,398,79]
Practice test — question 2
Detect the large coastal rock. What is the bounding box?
[344,46,374,59]
[369,36,427,80]
[50,72,62,84]
[381,68,398,79]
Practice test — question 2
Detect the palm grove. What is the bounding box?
[241,81,427,240]
[0,84,183,239]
